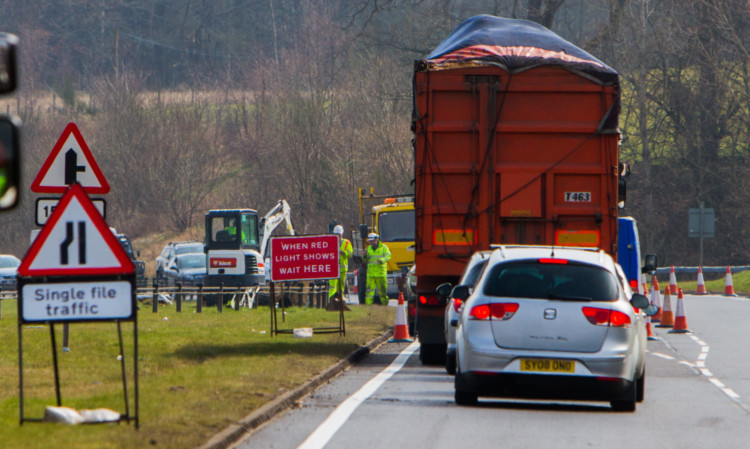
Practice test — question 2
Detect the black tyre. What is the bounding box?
[445,353,457,375]
[454,365,478,406]
[610,379,637,412]
[636,369,645,403]
[419,343,447,365]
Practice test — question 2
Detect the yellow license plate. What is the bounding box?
[520,358,574,373]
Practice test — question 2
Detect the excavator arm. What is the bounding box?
[259,200,295,259]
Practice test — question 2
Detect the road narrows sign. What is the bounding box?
[19,184,134,276]
[30,122,110,194]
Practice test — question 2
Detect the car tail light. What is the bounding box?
[452,298,463,313]
[582,307,631,328]
[469,304,491,320]
[419,295,439,306]
[490,303,519,320]
[538,258,568,264]
[469,302,519,320]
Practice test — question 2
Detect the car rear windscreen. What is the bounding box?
[483,260,619,301]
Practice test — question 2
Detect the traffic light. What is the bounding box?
[0,32,20,210]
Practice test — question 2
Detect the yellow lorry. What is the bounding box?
[352,188,415,303]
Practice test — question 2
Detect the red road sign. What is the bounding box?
[19,184,134,277]
[31,122,110,194]
[270,235,339,282]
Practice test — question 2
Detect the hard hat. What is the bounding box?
[367,233,379,241]
[333,225,344,235]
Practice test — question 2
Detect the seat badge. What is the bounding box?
[544,309,557,320]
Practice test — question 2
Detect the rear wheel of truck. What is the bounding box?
[419,343,447,365]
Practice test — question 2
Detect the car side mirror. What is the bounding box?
[642,254,657,274]
[436,282,452,298]
[451,285,470,301]
[629,293,650,309]
[642,304,659,316]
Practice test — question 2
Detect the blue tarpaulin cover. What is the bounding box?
[424,15,618,84]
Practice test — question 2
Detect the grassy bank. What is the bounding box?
[0,300,392,449]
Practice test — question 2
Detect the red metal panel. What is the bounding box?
[414,65,619,291]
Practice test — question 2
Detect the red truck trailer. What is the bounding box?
[412,15,623,364]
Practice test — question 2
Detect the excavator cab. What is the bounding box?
[205,209,264,291]
[206,210,260,251]
[204,202,295,296]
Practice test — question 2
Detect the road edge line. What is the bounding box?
[199,329,394,449]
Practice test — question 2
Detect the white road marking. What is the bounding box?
[297,341,420,449]
[650,352,675,360]
[684,333,748,411]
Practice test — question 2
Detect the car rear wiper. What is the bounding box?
[547,293,593,301]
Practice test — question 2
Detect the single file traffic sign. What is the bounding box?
[19,184,133,277]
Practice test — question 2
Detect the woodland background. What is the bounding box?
[0,0,748,267]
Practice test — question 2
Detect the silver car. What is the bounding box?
[453,245,654,411]
[438,250,491,375]
[0,254,20,290]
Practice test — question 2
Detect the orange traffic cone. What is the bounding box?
[656,286,674,328]
[669,288,691,333]
[388,292,413,342]
[650,275,662,322]
[724,266,737,296]
[669,266,678,296]
[696,267,707,295]
[646,315,657,340]
[352,269,358,294]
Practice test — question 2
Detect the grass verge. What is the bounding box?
[673,270,750,296]
[0,299,392,449]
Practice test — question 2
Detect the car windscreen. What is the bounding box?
[483,260,619,302]
[177,254,206,269]
[175,243,203,255]
[0,256,19,268]
[117,237,135,258]
[378,210,414,242]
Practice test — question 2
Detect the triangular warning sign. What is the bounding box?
[30,122,110,194]
[19,184,133,276]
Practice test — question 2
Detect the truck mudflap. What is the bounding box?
[417,314,446,344]
[418,314,447,365]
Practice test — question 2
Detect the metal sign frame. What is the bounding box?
[17,273,139,427]
[270,281,346,337]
